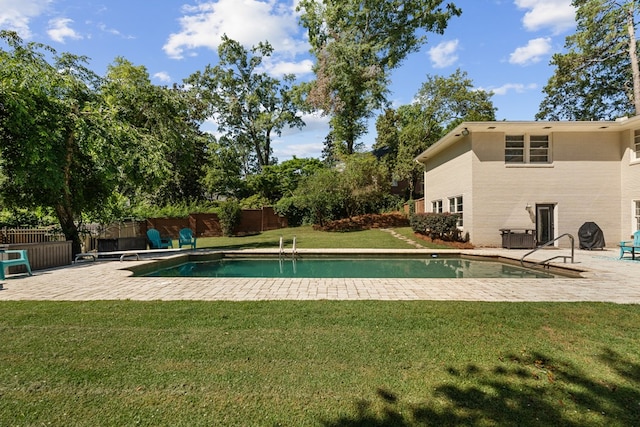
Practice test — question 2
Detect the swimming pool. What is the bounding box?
[135,255,559,279]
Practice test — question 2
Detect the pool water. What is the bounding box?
[140,257,555,279]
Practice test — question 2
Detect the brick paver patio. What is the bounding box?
[0,247,638,303]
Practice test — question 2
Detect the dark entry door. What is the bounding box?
[536,204,555,245]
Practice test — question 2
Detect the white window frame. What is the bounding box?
[505,134,551,165]
[633,130,640,162]
[634,200,640,232]
[432,200,443,213]
[448,195,463,227]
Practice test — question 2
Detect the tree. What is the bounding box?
[0,32,111,254]
[340,153,391,218]
[297,0,461,154]
[101,57,209,206]
[293,168,346,226]
[536,0,640,120]
[247,157,325,203]
[0,32,200,254]
[373,69,495,198]
[201,136,250,200]
[186,35,305,171]
[414,69,496,133]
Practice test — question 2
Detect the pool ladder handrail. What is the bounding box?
[520,233,575,269]
[279,236,297,259]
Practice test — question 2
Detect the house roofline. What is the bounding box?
[414,116,640,164]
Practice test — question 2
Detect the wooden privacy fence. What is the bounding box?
[147,208,288,239]
[1,241,73,273]
[1,227,66,244]
[403,198,425,214]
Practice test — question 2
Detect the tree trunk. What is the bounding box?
[57,117,82,256]
[627,3,640,115]
[55,203,82,256]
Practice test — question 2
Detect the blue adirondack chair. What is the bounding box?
[178,228,197,249]
[146,229,173,249]
[619,230,640,260]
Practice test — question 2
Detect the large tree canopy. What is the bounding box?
[297,0,461,154]
[373,69,495,199]
[537,0,640,120]
[102,57,209,205]
[0,31,204,254]
[186,35,305,171]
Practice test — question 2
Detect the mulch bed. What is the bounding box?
[412,232,475,249]
[314,213,410,232]
[314,212,475,249]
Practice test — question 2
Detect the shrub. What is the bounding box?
[274,196,309,227]
[410,213,461,241]
[217,200,242,236]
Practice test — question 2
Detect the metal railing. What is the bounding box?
[520,233,575,269]
[279,236,297,259]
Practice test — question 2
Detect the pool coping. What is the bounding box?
[124,249,586,279]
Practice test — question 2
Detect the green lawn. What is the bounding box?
[1,301,639,426]
[2,227,639,426]
[196,226,454,250]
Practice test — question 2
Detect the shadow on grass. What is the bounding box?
[322,349,640,427]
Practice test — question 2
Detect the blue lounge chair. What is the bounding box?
[178,228,197,249]
[619,230,640,260]
[146,229,173,249]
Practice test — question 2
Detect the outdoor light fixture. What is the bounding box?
[461,127,469,136]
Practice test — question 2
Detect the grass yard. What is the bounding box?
[1,301,639,426]
[195,226,454,250]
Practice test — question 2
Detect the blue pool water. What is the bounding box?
[140,257,555,279]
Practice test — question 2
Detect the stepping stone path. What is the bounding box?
[379,228,425,249]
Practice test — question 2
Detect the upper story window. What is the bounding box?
[505,134,550,164]
[505,135,524,163]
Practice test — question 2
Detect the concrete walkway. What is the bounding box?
[1,244,639,303]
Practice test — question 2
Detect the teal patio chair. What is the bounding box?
[179,228,197,249]
[146,229,173,249]
[0,249,32,280]
[619,230,640,260]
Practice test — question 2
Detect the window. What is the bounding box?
[505,134,550,164]
[633,130,640,160]
[529,135,549,163]
[635,200,640,231]
[432,200,443,213]
[505,135,524,163]
[449,196,463,227]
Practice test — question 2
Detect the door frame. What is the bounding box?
[536,203,556,246]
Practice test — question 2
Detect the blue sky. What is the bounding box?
[0,0,577,161]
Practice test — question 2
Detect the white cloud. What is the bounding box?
[0,0,52,38]
[97,23,134,39]
[47,17,82,43]
[509,37,551,65]
[428,39,459,68]
[274,141,325,160]
[488,82,538,96]
[515,0,576,34]
[153,71,172,83]
[264,58,314,77]
[163,0,307,60]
